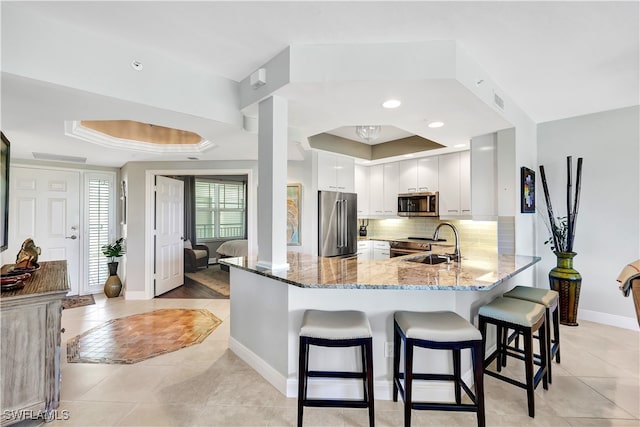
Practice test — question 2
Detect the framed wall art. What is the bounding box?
[520,166,536,213]
[1,132,10,253]
[287,183,301,246]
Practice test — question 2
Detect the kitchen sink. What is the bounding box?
[405,254,451,265]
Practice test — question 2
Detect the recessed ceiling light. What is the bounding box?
[382,99,401,109]
[454,144,467,148]
[131,60,143,71]
[403,154,414,158]
[428,121,444,128]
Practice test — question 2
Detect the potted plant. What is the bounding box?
[101,238,126,298]
[539,156,583,326]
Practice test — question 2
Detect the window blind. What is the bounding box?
[88,178,110,286]
[195,179,246,240]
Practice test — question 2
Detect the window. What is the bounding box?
[87,175,113,288]
[195,179,246,240]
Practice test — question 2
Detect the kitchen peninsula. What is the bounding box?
[221,251,540,401]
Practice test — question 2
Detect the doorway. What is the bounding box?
[9,166,117,295]
[143,168,255,300]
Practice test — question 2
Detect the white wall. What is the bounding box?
[537,106,640,329]
[287,151,315,255]
[121,160,258,298]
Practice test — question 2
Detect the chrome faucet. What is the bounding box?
[432,222,461,262]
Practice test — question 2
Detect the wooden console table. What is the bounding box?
[1,260,69,425]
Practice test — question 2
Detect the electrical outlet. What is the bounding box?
[384,342,393,358]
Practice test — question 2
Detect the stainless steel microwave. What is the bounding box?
[397,192,439,217]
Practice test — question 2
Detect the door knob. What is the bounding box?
[65,235,78,240]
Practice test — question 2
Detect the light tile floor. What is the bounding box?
[16,294,640,426]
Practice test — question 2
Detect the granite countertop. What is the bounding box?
[220,251,540,291]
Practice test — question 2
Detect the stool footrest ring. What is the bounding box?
[302,399,370,409]
[307,370,365,379]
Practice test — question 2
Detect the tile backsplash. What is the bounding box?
[363,217,497,250]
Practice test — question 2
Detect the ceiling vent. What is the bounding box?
[33,152,87,163]
[493,92,505,111]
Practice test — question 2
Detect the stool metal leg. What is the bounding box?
[404,339,414,427]
[544,307,553,384]
[539,319,549,391]
[453,349,462,404]
[365,339,375,427]
[472,341,486,427]
[552,305,561,363]
[523,327,535,418]
[496,324,504,373]
[297,338,309,427]
[393,324,401,402]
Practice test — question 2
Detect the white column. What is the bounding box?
[256,96,289,270]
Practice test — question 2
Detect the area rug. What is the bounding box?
[67,308,222,364]
[184,264,230,297]
[62,294,96,310]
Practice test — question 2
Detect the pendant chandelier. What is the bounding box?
[355,125,381,142]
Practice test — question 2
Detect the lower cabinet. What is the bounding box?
[372,240,390,260]
[357,240,372,260]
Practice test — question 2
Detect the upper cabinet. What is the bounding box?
[369,163,399,216]
[398,158,439,193]
[470,133,497,220]
[417,157,439,192]
[438,151,471,218]
[317,151,355,192]
[354,164,370,217]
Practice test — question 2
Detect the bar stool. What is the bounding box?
[479,297,548,418]
[393,311,485,427]
[297,310,375,427]
[503,286,560,383]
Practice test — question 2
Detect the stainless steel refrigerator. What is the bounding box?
[318,190,357,257]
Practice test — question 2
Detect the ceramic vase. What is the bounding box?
[549,251,582,326]
[104,261,122,298]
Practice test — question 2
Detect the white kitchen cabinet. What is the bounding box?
[460,150,471,215]
[382,163,399,215]
[317,151,355,192]
[368,165,384,215]
[398,159,419,193]
[357,240,372,260]
[371,240,390,260]
[470,133,497,219]
[417,156,439,192]
[369,163,398,216]
[354,164,370,216]
[438,151,471,218]
[398,157,439,193]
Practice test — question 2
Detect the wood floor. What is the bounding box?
[156,275,227,299]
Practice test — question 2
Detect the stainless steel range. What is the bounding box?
[389,238,433,257]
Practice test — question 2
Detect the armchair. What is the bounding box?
[184,240,209,272]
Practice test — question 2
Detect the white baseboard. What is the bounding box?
[231,337,475,401]
[229,337,288,394]
[124,290,152,300]
[578,308,639,331]
[285,376,469,401]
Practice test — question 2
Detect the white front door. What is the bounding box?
[10,167,80,295]
[154,176,184,296]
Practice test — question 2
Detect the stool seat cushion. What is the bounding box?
[300,310,372,340]
[479,297,545,327]
[503,286,559,308]
[394,310,481,342]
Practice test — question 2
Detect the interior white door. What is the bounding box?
[9,167,80,295]
[154,176,184,296]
